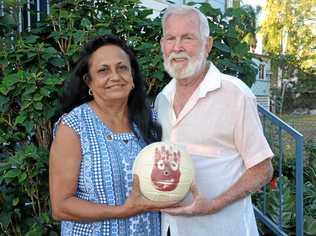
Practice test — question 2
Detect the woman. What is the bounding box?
[49,35,174,235]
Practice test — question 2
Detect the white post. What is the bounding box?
[37,0,41,22]
[47,0,50,15]
[27,0,31,31]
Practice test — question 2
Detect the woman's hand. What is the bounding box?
[122,175,179,217]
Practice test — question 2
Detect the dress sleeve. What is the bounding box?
[53,111,80,139]
[234,95,274,169]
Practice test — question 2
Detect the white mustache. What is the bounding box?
[168,52,190,61]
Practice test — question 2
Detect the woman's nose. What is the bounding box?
[109,71,121,81]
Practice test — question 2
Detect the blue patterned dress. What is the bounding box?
[54,103,160,236]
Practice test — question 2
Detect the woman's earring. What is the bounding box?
[88,88,93,96]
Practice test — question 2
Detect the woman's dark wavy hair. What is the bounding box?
[62,34,161,144]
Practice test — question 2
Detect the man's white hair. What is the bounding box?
[161,5,210,40]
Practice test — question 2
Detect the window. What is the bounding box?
[259,64,265,80]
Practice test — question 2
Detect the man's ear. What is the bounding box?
[160,37,164,49]
[206,36,213,54]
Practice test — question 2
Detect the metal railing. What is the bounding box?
[255,104,304,236]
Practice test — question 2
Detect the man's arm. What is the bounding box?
[161,158,273,216]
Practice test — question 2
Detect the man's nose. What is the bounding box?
[172,38,184,52]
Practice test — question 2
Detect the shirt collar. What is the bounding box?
[198,61,222,98]
[160,61,222,102]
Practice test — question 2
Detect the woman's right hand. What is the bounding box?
[122,175,179,217]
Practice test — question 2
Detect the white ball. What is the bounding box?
[133,141,194,202]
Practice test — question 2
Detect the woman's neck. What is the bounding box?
[90,99,130,133]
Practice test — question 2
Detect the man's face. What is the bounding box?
[161,12,207,80]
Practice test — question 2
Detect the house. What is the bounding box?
[250,54,272,110]
[140,0,235,14]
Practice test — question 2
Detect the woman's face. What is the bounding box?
[87,45,134,103]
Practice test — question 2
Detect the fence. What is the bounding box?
[254,104,304,236]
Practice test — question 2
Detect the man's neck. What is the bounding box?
[173,63,209,117]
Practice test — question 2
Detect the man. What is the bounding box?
[154,5,274,236]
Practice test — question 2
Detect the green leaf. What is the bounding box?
[33,93,43,102]
[0,95,10,111]
[213,41,231,53]
[2,74,19,88]
[12,197,19,206]
[48,31,61,40]
[44,77,62,85]
[22,85,37,97]
[19,172,28,183]
[24,35,39,44]
[80,18,92,29]
[44,46,58,55]
[50,57,65,68]
[4,169,21,178]
[95,28,112,36]
[95,23,110,28]
[305,216,316,235]
[0,13,16,28]
[233,43,249,56]
[34,102,43,110]
[15,114,27,125]
[27,52,37,59]
[0,211,12,229]
[39,87,50,96]
[41,212,50,224]
[24,121,34,134]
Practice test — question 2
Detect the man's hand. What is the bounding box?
[162,159,273,217]
[161,183,221,216]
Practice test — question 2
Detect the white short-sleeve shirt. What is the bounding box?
[155,62,273,236]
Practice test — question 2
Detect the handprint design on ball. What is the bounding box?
[151,145,181,191]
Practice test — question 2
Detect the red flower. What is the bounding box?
[270,177,278,189]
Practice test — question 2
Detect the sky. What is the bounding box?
[242,0,267,23]
[242,0,266,9]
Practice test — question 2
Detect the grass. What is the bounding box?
[279,114,316,142]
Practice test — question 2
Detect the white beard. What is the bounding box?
[163,49,206,80]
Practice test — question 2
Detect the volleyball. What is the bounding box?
[133,142,194,202]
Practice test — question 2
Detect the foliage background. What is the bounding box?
[0,0,276,235]
[260,0,316,112]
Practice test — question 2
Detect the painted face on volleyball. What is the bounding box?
[133,142,194,202]
[151,146,181,191]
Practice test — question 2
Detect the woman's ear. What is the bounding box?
[83,73,90,87]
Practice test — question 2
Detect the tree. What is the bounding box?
[260,0,316,73]
[260,0,316,111]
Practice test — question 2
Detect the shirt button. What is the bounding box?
[106,135,112,140]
